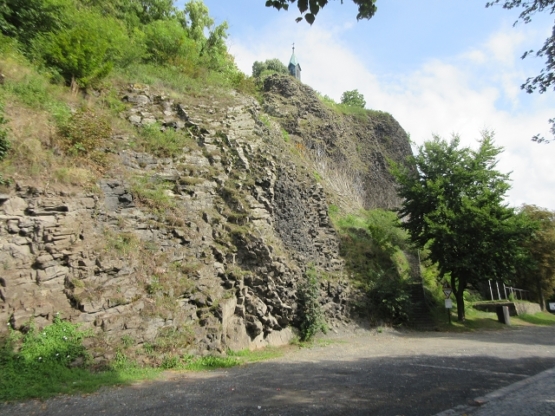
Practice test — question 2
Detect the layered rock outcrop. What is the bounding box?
[0,76,411,360]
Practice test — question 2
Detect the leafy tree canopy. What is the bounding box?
[515,204,555,309]
[390,132,534,321]
[341,89,366,108]
[265,0,377,24]
[486,1,555,143]
[0,0,74,45]
[252,58,289,77]
[0,0,235,87]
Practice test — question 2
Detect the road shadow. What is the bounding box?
[2,353,554,416]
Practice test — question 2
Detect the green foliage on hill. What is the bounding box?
[341,89,366,108]
[252,58,289,78]
[333,208,414,324]
[390,133,535,321]
[515,205,555,309]
[0,0,242,89]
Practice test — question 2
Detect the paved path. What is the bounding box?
[2,325,554,416]
[437,365,555,416]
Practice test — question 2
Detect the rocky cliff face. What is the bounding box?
[0,76,411,361]
[263,74,412,210]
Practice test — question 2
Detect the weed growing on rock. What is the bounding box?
[131,175,176,214]
[281,128,290,143]
[137,122,196,158]
[105,231,140,256]
[59,107,111,157]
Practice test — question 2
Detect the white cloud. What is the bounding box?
[228,17,555,210]
[485,29,526,66]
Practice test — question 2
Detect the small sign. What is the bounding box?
[442,282,452,299]
[549,302,555,311]
[445,299,453,309]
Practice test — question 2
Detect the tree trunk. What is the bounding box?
[537,279,545,311]
[452,275,466,321]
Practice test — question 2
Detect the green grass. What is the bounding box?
[227,347,283,363]
[136,122,196,158]
[513,312,555,326]
[0,318,287,402]
[0,358,161,402]
[435,308,555,332]
[1,73,71,126]
[0,317,161,402]
[281,128,290,142]
[131,175,176,213]
[430,306,507,332]
[151,347,285,372]
[112,63,237,98]
[181,355,239,371]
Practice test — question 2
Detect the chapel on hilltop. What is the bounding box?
[288,45,301,81]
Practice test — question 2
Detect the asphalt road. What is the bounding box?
[2,325,554,416]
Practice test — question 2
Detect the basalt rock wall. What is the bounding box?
[263,74,412,210]
[0,77,411,361]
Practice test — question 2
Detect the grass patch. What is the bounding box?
[131,176,176,214]
[290,337,347,349]
[0,317,161,402]
[435,309,506,332]
[135,122,196,158]
[111,63,236,99]
[281,128,290,143]
[182,355,239,371]
[227,347,283,363]
[513,312,555,326]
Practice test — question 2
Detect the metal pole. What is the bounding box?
[488,280,494,301]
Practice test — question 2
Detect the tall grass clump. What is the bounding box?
[136,123,196,157]
[0,316,162,401]
[0,316,90,400]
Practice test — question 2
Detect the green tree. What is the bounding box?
[486,1,555,143]
[182,0,231,70]
[143,19,195,64]
[82,0,178,27]
[0,0,73,45]
[265,0,377,24]
[33,8,128,87]
[252,58,288,77]
[341,89,366,108]
[515,205,555,309]
[390,133,533,321]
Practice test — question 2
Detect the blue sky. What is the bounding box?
[177,1,555,210]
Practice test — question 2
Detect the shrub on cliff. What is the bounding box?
[252,59,289,78]
[341,89,366,108]
[297,266,327,341]
[32,9,128,87]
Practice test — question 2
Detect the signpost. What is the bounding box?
[443,282,452,324]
